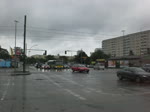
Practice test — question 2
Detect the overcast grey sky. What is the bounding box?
[0,0,150,56]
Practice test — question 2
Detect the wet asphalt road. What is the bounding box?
[0,67,150,112]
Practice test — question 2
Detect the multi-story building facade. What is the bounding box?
[102,30,150,57]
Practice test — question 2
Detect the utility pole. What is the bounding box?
[14,20,18,53]
[14,20,18,70]
[122,30,125,56]
[23,15,27,72]
[80,49,83,64]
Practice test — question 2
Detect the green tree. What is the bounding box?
[74,50,89,64]
[26,57,36,64]
[90,49,110,61]
[0,51,10,60]
[46,55,55,60]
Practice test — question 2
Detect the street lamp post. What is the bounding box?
[122,30,125,56]
[14,20,19,53]
[14,20,18,70]
[80,49,83,64]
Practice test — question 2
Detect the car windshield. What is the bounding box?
[131,67,146,73]
[78,64,85,67]
[144,65,150,67]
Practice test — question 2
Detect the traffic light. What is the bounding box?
[65,51,67,54]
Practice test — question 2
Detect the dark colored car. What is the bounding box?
[35,63,42,68]
[117,67,150,82]
[142,64,150,72]
[71,64,89,73]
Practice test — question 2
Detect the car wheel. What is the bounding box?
[118,75,123,80]
[87,71,89,73]
[72,70,75,72]
[135,77,142,83]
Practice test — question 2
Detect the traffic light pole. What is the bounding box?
[65,50,77,61]
[26,49,47,55]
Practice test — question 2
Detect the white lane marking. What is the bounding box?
[52,75,133,96]
[1,78,11,101]
[43,75,86,100]
[49,74,150,96]
[44,75,62,88]
[54,75,102,92]
[54,74,150,96]
[64,89,86,100]
[54,75,84,87]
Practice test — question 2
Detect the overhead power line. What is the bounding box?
[26,26,118,36]
[0,25,118,37]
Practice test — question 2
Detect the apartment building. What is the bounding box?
[102,30,150,57]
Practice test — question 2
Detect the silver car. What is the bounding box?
[93,63,105,70]
[142,64,150,72]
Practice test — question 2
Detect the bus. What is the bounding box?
[47,60,64,69]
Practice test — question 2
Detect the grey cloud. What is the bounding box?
[0,0,150,55]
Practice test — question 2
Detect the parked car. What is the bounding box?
[63,64,70,69]
[44,65,50,69]
[71,64,89,73]
[87,65,94,68]
[93,63,105,70]
[54,64,64,69]
[142,64,150,72]
[117,67,150,83]
[40,64,50,69]
[35,63,42,68]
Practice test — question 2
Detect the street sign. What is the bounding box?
[96,59,105,61]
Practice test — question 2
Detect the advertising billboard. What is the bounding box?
[15,47,22,56]
[120,60,129,68]
[108,60,116,68]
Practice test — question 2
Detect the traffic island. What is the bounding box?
[11,71,31,76]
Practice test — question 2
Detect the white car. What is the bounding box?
[94,63,105,70]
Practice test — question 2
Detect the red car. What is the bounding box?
[40,64,50,69]
[71,64,89,73]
